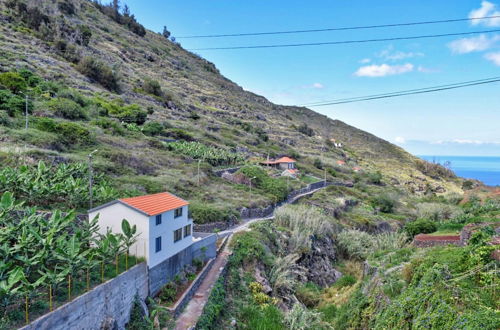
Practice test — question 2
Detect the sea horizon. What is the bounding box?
[418,155,500,187]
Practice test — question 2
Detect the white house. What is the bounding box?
[88,192,194,268]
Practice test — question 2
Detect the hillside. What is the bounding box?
[0,0,464,219]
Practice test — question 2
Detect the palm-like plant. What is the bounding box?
[121,219,138,270]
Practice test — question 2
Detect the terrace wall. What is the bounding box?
[21,263,149,330]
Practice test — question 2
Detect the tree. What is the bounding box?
[162,26,171,39]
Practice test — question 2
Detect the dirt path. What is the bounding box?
[174,237,232,330]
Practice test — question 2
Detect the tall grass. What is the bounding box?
[274,205,337,253]
[336,230,409,260]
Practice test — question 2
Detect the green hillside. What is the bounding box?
[0,0,464,219]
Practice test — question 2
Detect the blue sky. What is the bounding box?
[124,0,500,156]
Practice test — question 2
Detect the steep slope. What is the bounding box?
[0,0,463,216]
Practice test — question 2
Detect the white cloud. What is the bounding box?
[447,34,500,54]
[485,51,500,65]
[377,45,424,61]
[469,1,500,26]
[395,136,406,144]
[354,63,414,77]
[359,58,371,64]
[312,82,324,89]
[417,66,440,73]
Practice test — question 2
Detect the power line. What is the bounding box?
[188,28,500,50]
[300,77,500,106]
[178,15,500,39]
[297,77,500,107]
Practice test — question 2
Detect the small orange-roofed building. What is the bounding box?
[261,156,297,170]
[89,192,194,268]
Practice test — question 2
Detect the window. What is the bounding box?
[155,214,162,225]
[184,224,192,238]
[174,207,183,218]
[155,236,162,252]
[174,228,182,242]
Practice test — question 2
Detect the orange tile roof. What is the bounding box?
[275,157,296,163]
[120,192,188,216]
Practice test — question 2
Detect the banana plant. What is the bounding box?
[121,219,138,270]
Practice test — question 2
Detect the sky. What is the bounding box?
[123,0,500,156]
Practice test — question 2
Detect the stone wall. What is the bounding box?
[21,263,149,330]
[213,167,242,177]
[413,235,461,247]
[149,234,217,296]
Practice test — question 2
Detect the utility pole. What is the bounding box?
[249,176,256,206]
[197,159,202,186]
[88,150,98,209]
[25,94,29,130]
[322,142,326,187]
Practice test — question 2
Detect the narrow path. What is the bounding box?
[174,237,233,330]
[174,184,333,329]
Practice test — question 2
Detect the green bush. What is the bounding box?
[158,283,177,304]
[334,274,357,288]
[0,89,32,116]
[189,202,238,224]
[404,218,437,237]
[35,118,94,147]
[296,283,321,307]
[47,98,88,120]
[297,123,314,136]
[195,276,226,330]
[238,166,289,202]
[0,72,27,93]
[91,97,147,125]
[142,121,164,136]
[142,79,162,97]
[313,158,323,169]
[371,194,397,213]
[165,128,194,141]
[366,171,382,184]
[76,57,120,92]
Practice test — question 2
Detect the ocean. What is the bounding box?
[418,156,500,187]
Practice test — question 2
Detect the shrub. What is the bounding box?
[0,72,27,93]
[142,121,164,136]
[297,123,314,136]
[76,57,120,92]
[158,283,177,304]
[367,171,382,184]
[47,98,87,120]
[336,230,375,260]
[296,283,321,307]
[371,194,397,213]
[313,158,323,169]
[284,304,323,330]
[334,274,357,288]
[0,89,31,116]
[35,118,94,147]
[238,166,289,202]
[462,180,474,190]
[195,276,226,329]
[415,202,463,221]
[189,202,238,224]
[404,218,437,238]
[78,25,92,46]
[165,128,194,141]
[142,79,162,97]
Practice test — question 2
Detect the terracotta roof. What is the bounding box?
[120,192,188,216]
[276,157,296,163]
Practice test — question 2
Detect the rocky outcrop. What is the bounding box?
[297,236,342,287]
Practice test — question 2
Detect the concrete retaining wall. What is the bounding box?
[21,263,149,330]
[149,234,217,296]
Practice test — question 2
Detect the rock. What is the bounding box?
[100,317,118,330]
[254,266,272,294]
[298,236,342,287]
[256,114,267,121]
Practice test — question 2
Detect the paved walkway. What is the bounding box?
[173,185,331,329]
[174,237,232,330]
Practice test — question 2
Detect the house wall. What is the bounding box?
[89,203,150,261]
[148,205,193,268]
